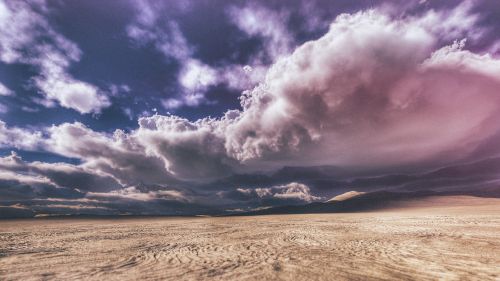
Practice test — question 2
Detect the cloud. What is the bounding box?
[0,169,84,201]
[3,1,500,217]
[221,182,322,206]
[127,1,220,109]
[11,8,498,185]
[0,0,110,113]
[422,3,479,39]
[0,121,42,150]
[87,186,189,203]
[162,59,218,109]
[127,1,271,110]
[0,82,12,96]
[219,9,500,170]
[3,6,500,216]
[46,122,177,186]
[0,151,122,192]
[126,7,192,62]
[219,3,295,92]
[228,3,293,62]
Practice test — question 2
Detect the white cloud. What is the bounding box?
[179,59,218,95]
[236,182,322,203]
[46,122,177,186]
[0,151,122,192]
[0,121,42,150]
[220,4,295,92]
[0,0,110,114]
[228,4,293,62]
[127,1,269,110]
[87,186,189,202]
[127,14,192,61]
[411,1,481,43]
[5,8,500,186]
[161,58,219,110]
[0,82,12,96]
[127,3,219,109]
[34,66,110,114]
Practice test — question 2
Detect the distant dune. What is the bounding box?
[236,189,500,216]
[326,191,365,202]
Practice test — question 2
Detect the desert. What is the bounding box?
[1,196,499,281]
[2,1,500,280]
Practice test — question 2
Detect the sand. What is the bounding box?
[0,196,499,280]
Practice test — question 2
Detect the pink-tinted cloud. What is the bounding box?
[7,8,500,185]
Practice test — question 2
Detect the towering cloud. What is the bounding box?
[21,9,500,185]
[2,2,500,216]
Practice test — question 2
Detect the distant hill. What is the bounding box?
[233,188,500,216]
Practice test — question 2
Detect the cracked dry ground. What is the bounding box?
[1,202,499,280]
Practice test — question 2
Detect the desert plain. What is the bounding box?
[0,196,499,281]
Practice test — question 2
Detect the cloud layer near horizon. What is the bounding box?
[2,2,500,215]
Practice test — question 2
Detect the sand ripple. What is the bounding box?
[0,208,499,280]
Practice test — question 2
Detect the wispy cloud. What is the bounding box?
[0,0,110,114]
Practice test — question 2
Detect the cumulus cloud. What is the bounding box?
[163,59,218,109]
[46,122,177,186]
[12,8,498,186]
[127,1,272,109]
[0,121,42,150]
[34,58,110,114]
[3,1,500,217]
[218,10,500,171]
[0,0,109,113]
[3,6,500,216]
[221,182,322,206]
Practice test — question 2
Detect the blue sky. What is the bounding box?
[1,0,500,217]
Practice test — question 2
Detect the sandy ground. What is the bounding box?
[0,196,499,281]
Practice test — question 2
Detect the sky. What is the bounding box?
[1,0,500,217]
